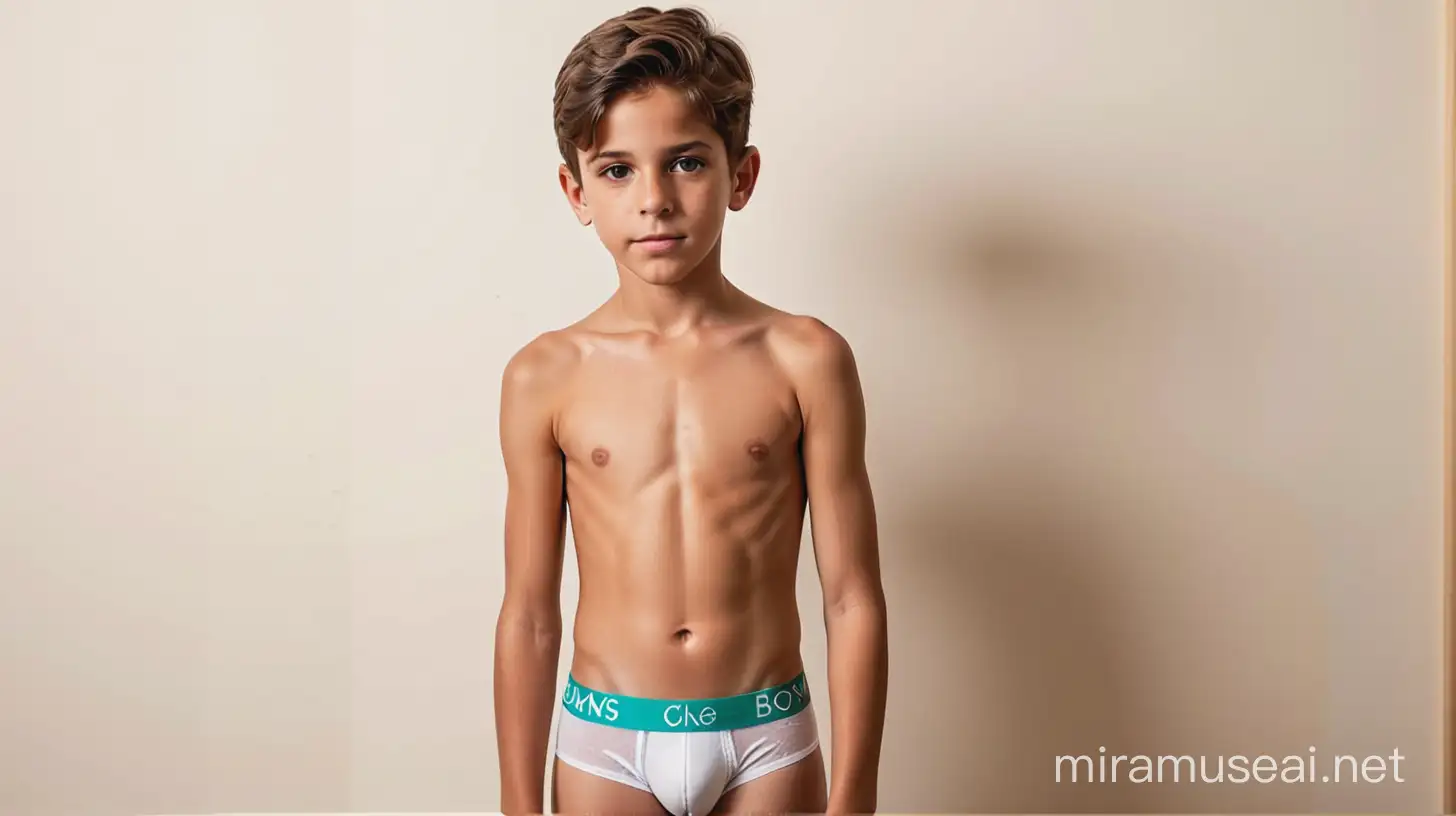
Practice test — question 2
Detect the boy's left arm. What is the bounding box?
[793,320,889,815]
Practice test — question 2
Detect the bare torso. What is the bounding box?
[553,304,809,699]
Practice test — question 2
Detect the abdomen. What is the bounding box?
[566,469,809,699]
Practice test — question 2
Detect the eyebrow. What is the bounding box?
[589,140,711,164]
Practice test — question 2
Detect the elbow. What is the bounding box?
[824,585,887,620]
[498,617,563,659]
[497,600,563,647]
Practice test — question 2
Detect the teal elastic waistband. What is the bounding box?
[561,672,811,732]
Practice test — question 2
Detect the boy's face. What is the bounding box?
[560,83,759,286]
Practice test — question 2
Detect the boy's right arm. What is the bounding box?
[494,338,570,816]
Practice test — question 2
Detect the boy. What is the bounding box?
[493,7,888,814]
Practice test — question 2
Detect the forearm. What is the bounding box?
[494,611,563,815]
[823,595,889,814]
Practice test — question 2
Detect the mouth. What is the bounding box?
[633,234,686,253]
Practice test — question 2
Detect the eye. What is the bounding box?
[672,156,705,173]
[600,164,631,181]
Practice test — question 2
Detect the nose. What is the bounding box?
[638,169,674,216]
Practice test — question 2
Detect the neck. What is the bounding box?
[611,239,738,335]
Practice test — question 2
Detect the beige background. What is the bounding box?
[0,0,1447,813]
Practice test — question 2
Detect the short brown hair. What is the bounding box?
[553,6,754,183]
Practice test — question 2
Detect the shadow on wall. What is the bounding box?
[855,175,1202,814]
[891,451,1139,814]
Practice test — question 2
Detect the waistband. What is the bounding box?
[561,671,812,732]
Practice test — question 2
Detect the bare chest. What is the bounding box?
[558,344,802,489]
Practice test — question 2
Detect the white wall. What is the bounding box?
[0,1,1446,812]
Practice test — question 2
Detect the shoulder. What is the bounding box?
[501,328,583,399]
[764,312,859,384]
[763,312,864,426]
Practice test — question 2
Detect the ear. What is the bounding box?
[559,162,592,226]
[727,145,761,212]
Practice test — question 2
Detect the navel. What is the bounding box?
[590,447,610,466]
